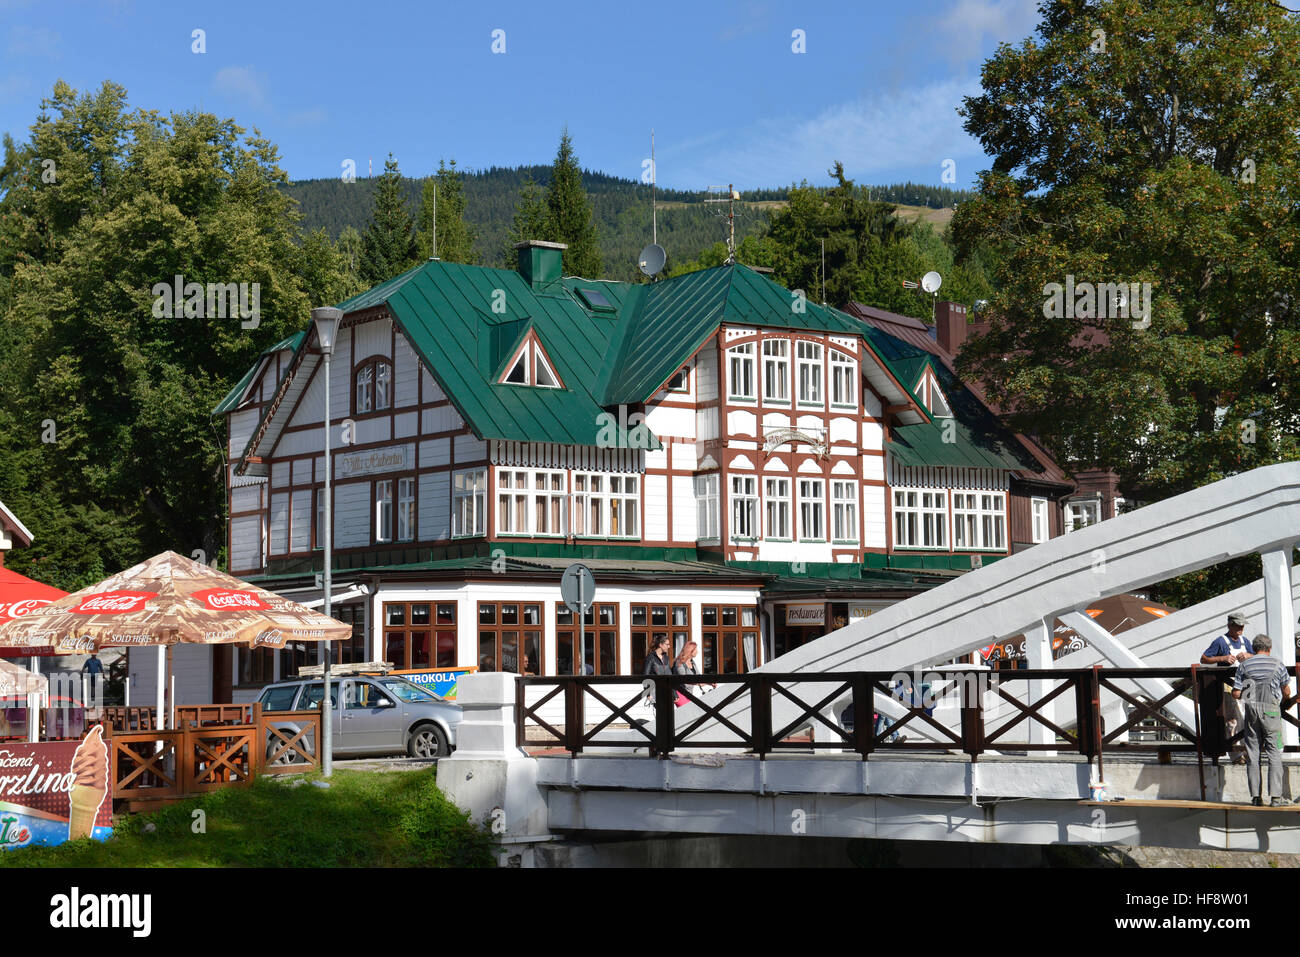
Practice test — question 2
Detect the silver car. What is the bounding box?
[257,674,461,760]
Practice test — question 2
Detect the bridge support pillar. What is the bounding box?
[1260,545,1298,747]
[436,672,552,863]
[1025,617,1056,755]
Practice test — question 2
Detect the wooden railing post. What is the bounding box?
[514,676,526,749]
[961,669,984,760]
[251,701,263,775]
[564,679,583,755]
[1196,666,1228,758]
[751,674,771,758]
[1075,668,1099,757]
[654,674,673,757]
[851,673,873,759]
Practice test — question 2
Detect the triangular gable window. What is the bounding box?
[499,334,562,389]
[534,349,559,388]
[505,351,528,384]
[926,371,953,418]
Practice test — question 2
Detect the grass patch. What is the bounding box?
[0,769,495,868]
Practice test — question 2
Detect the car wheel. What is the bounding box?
[266,730,300,767]
[407,723,448,759]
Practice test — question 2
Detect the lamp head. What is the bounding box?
[311,307,343,356]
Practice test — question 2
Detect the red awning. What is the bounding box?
[0,566,67,657]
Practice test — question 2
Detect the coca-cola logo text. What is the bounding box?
[0,599,53,621]
[69,591,158,615]
[192,589,270,611]
[252,629,284,648]
[55,636,97,654]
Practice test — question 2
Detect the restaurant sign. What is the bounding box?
[784,603,824,627]
[0,726,112,850]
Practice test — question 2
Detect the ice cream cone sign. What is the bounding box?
[68,725,109,841]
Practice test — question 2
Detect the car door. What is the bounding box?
[339,679,403,753]
[297,681,344,753]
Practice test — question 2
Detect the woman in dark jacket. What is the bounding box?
[643,635,673,676]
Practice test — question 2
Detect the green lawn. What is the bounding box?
[0,770,495,868]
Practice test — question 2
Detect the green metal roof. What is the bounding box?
[212,331,306,416]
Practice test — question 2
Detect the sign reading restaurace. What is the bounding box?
[337,445,409,479]
[785,603,824,626]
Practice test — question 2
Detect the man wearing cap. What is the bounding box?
[1201,613,1254,763]
[1232,634,1293,806]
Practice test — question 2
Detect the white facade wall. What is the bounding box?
[863,484,887,548]
[645,474,669,540]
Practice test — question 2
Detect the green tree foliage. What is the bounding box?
[502,173,551,266]
[359,154,415,283]
[416,159,477,264]
[544,129,602,278]
[953,0,1300,498]
[0,80,316,587]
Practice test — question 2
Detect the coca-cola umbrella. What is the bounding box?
[0,658,47,697]
[0,566,68,658]
[0,551,352,654]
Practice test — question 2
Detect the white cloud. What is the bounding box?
[212,65,269,110]
[7,25,59,58]
[935,0,1040,65]
[668,77,987,190]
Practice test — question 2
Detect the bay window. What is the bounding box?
[496,469,567,536]
[894,488,947,549]
[572,472,639,539]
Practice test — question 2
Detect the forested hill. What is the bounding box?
[283,166,972,282]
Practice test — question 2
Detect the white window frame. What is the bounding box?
[830,350,856,409]
[452,468,487,537]
[496,468,567,537]
[533,348,560,388]
[375,479,393,543]
[356,365,373,414]
[765,478,791,541]
[832,480,858,543]
[727,342,756,402]
[375,361,392,410]
[796,340,823,407]
[1031,497,1049,544]
[762,339,789,405]
[397,476,415,542]
[1065,499,1102,533]
[894,488,947,550]
[730,475,759,540]
[799,478,825,542]
[571,471,638,539]
[695,473,719,541]
[953,491,1006,550]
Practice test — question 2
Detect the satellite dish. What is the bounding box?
[921,271,943,294]
[639,243,667,277]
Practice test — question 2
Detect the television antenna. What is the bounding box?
[704,184,741,262]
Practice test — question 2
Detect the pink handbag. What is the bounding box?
[674,691,688,707]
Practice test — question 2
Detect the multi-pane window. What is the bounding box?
[731,475,758,539]
[397,477,415,542]
[556,602,617,675]
[1065,499,1101,532]
[832,480,858,542]
[765,478,791,540]
[796,341,823,405]
[762,339,789,404]
[830,350,856,408]
[631,604,690,672]
[1031,497,1049,544]
[452,469,486,537]
[385,602,456,670]
[572,473,638,538]
[478,602,542,675]
[728,343,756,401]
[695,473,719,540]
[355,359,392,414]
[894,489,947,549]
[496,469,567,536]
[953,492,1006,550]
[799,478,825,541]
[375,480,393,543]
[700,605,759,674]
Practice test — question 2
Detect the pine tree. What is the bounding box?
[503,173,552,265]
[544,129,602,277]
[359,154,416,283]
[416,159,476,264]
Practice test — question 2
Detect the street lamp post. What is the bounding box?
[311,306,342,777]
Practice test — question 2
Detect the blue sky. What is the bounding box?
[0,0,1043,191]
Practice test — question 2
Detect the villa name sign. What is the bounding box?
[763,428,828,458]
[337,445,410,479]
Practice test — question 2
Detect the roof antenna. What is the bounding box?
[651,129,657,246]
[638,131,667,280]
[821,238,826,306]
[704,183,741,263]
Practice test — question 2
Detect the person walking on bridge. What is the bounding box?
[1202,613,1253,763]
[1232,634,1293,807]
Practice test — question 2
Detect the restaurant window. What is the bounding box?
[478,602,542,675]
[278,604,367,678]
[731,475,758,539]
[894,488,947,549]
[375,480,393,543]
[237,647,275,688]
[762,339,789,404]
[727,342,756,401]
[796,340,823,406]
[355,359,393,414]
[453,468,486,537]
[832,480,858,542]
[630,604,690,673]
[765,478,791,540]
[695,473,719,541]
[830,349,857,408]
[556,602,617,675]
[700,605,758,674]
[385,602,456,670]
[798,478,825,541]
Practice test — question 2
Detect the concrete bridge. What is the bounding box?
[438,464,1300,865]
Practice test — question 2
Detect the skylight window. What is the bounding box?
[578,288,614,312]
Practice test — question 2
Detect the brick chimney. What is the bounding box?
[935,301,968,356]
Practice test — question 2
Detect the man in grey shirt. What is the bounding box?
[1232,634,1293,807]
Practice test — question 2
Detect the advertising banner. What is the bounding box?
[0,725,112,850]
[392,668,476,700]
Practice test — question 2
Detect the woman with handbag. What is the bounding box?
[672,640,716,705]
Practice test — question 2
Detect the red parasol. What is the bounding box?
[0,566,67,657]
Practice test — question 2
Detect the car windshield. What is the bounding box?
[377,676,444,703]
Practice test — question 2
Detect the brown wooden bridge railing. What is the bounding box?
[105,702,321,803]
